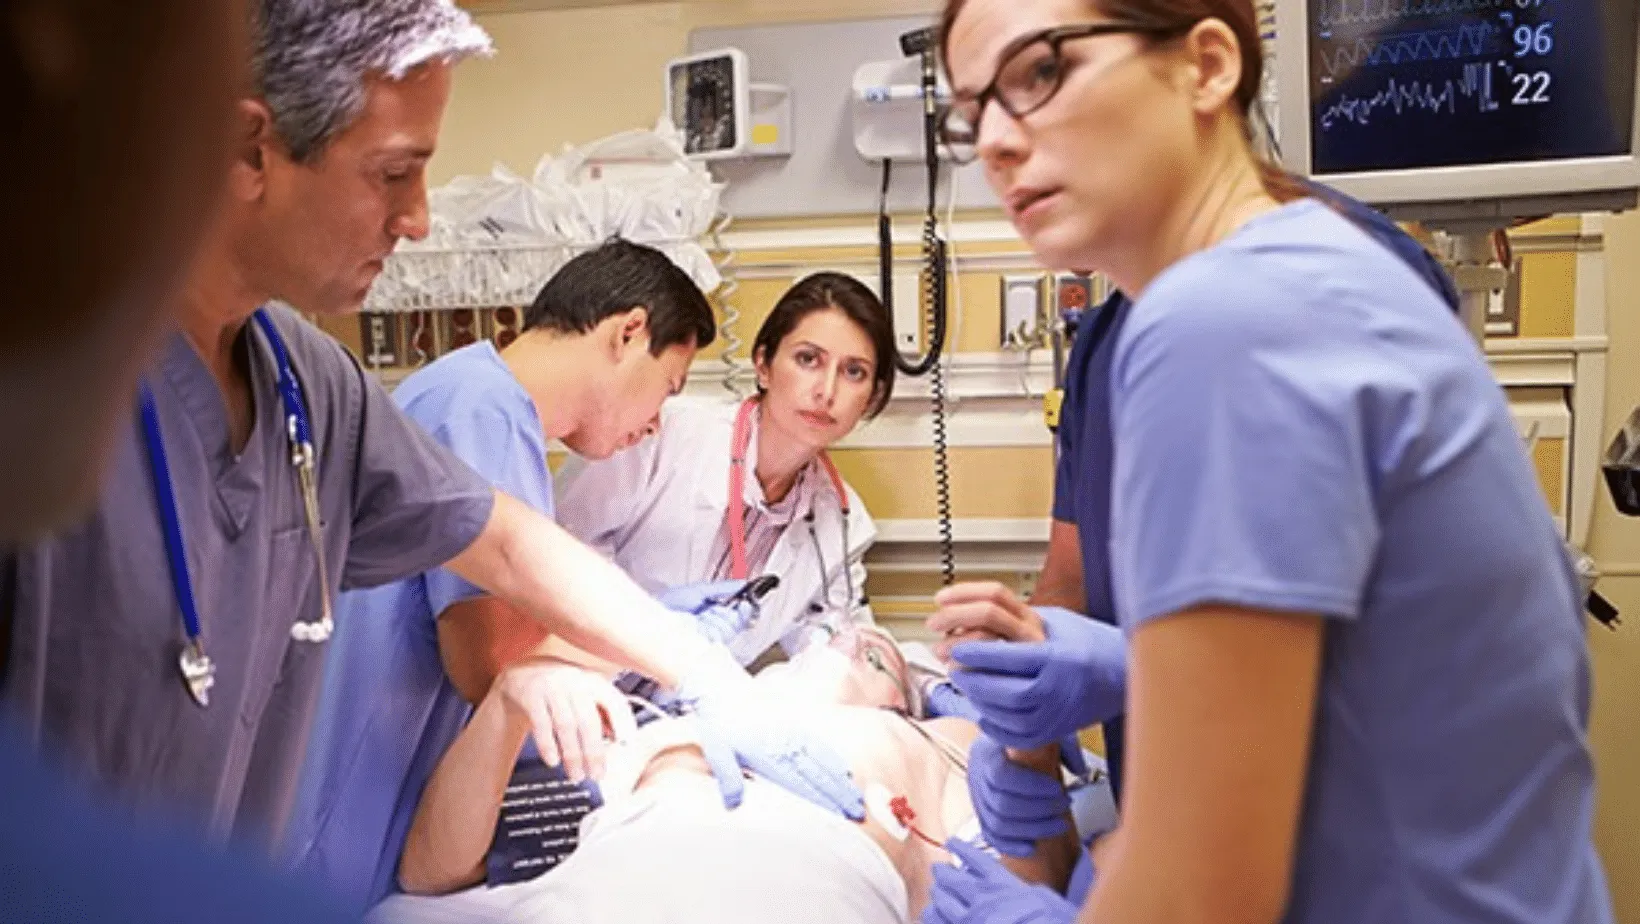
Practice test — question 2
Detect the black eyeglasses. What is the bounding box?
[938,21,1191,163]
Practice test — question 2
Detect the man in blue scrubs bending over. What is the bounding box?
[286,238,723,910]
[0,0,861,870]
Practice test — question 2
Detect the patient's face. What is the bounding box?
[834,628,912,711]
[757,626,911,712]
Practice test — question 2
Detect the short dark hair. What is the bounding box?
[523,239,717,355]
[752,272,897,419]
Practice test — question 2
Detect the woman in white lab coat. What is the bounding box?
[555,272,896,667]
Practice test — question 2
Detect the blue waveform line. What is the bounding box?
[1318,61,1499,129]
[1316,0,1511,29]
[1319,21,1502,77]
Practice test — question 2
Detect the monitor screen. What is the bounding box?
[1307,0,1637,175]
[670,54,740,157]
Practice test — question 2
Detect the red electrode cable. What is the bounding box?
[889,795,943,849]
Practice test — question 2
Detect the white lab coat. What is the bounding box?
[555,396,876,664]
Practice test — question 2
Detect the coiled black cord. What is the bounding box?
[927,238,955,586]
[877,45,957,586]
[919,48,956,587]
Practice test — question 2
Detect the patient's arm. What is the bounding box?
[399,673,529,895]
[1031,520,1088,612]
[438,597,549,706]
[1001,743,1083,893]
[399,658,631,896]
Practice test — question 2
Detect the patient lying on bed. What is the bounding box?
[371,627,1075,924]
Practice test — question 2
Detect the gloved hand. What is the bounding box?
[928,683,1090,780]
[656,579,756,646]
[949,605,1127,750]
[923,839,1080,924]
[679,652,866,821]
[924,681,984,723]
[967,735,1071,858]
[656,579,745,613]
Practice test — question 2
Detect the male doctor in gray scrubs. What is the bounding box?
[0,0,356,919]
[0,0,862,855]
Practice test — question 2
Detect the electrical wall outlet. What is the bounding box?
[1485,258,1522,337]
[1054,273,1095,316]
[1000,274,1045,350]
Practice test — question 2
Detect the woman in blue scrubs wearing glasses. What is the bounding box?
[920,0,1615,922]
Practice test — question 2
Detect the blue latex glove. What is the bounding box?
[1066,844,1098,905]
[656,579,745,613]
[679,656,866,821]
[656,579,756,646]
[923,839,1080,924]
[928,683,1089,781]
[967,735,1071,858]
[925,681,984,723]
[949,605,1127,750]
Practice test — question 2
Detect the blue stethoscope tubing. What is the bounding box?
[139,308,331,707]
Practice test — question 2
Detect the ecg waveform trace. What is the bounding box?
[1318,21,1502,78]
[1319,62,1500,129]
[1315,0,1511,29]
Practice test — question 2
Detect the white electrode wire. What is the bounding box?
[894,709,970,774]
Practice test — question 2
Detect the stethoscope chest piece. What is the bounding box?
[178,640,216,709]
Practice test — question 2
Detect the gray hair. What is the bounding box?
[253,0,494,162]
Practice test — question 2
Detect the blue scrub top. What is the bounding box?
[1081,198,1608,922]
[0,307,495,843]
[0,714,358,924]
[284,342,553,911]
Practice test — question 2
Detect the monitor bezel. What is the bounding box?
[1272,0,1640,216]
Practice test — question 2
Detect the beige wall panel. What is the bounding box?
[831,446,1056,520]
[1589,576,1640,924]
[433,4,693,184]
[1515,215,1584,236]
[1590,208,1640,923]
[1532,437,1567,515]
[866,570,1029,601]
[953,272,1006,353]
[315,314,365,357]
[1517,251,1577,339]
[715,276,791,360]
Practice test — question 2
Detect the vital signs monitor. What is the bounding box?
[1273,0,1640,221]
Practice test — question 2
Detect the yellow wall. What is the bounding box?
[831,447,1056,520]
[433,0,942,185]
[1588,208,1640,924]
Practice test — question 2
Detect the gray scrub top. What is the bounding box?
[0,305,495,847]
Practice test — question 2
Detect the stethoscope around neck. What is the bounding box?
[138,308,332,708]
[726,396,859,626]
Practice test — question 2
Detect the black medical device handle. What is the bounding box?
[612,574,787,711]
[703,573,781,612]
[1588,590,1621,629]
[727,573,781,608]
[882,31,949,380]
